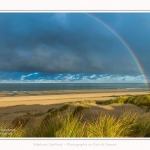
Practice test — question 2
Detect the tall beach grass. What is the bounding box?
[1,110,150,138]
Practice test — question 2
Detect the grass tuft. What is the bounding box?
[72,105,89,117]
[55,113,85,137]
[12,115,31,128]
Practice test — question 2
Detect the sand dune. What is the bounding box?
[0,90,149,126]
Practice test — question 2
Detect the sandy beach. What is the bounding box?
[0,89,149,125]
[0,89,149,107]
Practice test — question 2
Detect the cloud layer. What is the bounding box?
[0,71,146,83]
[0,13,150,82]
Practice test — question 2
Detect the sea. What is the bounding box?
[0,83,149,92]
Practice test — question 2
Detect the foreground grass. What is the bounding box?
[1,110,150,137]
[1,94,150,138]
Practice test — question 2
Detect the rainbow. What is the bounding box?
[86,13,149,88]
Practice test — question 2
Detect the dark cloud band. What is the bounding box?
[0,13,150,77]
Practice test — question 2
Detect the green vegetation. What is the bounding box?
[0,122,26,137]
[12,115,31,128]
[96,94,150,107]
[47,104,70,113]
[1,95,150,138]
[55,113,84,137]
[1,110,150,137]
[34,110,150,137]
[72,105,89,117]
[86,111,138,137]
[72,100,96,105]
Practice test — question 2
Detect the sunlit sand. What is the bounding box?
[0,89,149,124]
[0,89,149,107]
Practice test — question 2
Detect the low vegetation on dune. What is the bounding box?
[0,94,150,138]
[96,94,150,112]
[96,94,150,106]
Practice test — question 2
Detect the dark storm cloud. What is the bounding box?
[92,13,150,76]
[0,13,149,76]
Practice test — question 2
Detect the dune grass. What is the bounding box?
[72,100,96,105]
[1,94,150,138]
[72,105,90,117]
[55,113,85,137]
[96,94,150,106]
[1,109,150,138]
[0,122,26,137]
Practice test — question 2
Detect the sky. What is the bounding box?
[0,13,150,83]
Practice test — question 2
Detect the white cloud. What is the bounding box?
[21,72,39,81]
[0,72,147,83]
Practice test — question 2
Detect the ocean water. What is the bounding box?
[0,83,149,92]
